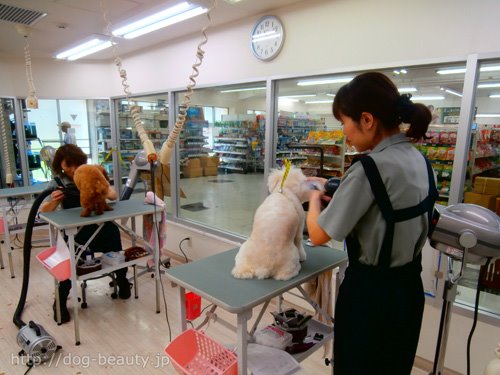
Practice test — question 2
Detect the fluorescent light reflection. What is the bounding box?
[305,100,334,104]
[252,31,281,42]
[436,65,500,75]
[489,94,500,98]
[398,87,417,93]
[410,95,445,101]
[476,114,500,118]
[220,87,266,93]
[297,77,352,86]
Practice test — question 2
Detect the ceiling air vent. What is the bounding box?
[0,3,47,25]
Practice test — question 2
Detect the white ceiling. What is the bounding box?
[0,0,304,61]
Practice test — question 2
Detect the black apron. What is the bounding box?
[333,155,438,375]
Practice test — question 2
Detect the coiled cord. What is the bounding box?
[100,0,157,162]
[23,36,38,109]
[0,99,13,185]
[159,0,218,165]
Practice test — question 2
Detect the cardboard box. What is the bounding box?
[200,156,219,167]
[464,192,498,211]
[183,167,203,178]
[473,177,500,196]
[203,166,218,176]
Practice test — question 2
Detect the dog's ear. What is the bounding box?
[97,165,110,182]
[267,168,283,193]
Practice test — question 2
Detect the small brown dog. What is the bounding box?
[73,165,113,217]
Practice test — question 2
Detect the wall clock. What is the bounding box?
[250,15,285,61]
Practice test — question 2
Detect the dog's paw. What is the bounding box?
[298,247,307,262]
[231,266,254,279]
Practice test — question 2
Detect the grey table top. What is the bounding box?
[165,245,347,313]
[39,198,159,229]
[0,183,50,199]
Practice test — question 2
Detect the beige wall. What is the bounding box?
[1,0,499,373]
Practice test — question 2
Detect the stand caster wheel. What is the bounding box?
[325,358,332,367]
[81,302,88,309]
[151,273,154,278]
[111,292,117,299]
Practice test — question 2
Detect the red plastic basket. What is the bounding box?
[36,246,71,281]
[164,329,237,375]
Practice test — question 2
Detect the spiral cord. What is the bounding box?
[159,0,218,165]
[100,0,157,162]
[0,99,13,185]
[23,36,38,108]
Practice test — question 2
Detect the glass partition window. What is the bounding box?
[174,83,266,237]
[0,98,18,187]
[454,59,500,316]
[113,94,169,208]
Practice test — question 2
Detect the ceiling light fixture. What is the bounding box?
[297,77,352,86]
[477,82,500,89]
[398,87,417,93]
[441,88,463,97]
[410,95,445,101]
[55,36,113,61]
[475,113,500,118]
[436,65,500,75]
[305,100,334,104]
[489,94,500,98]
[220,87,266,93]
[280,94,317,98]
[112,1,207,39]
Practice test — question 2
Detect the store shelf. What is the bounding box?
[291,319,333,363]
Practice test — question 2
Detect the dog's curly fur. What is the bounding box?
[232,166,318,281]
[73,165,113,217]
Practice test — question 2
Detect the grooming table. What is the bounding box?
[0,183,49,277]
[165,244,348,375]
[39,198,162,345]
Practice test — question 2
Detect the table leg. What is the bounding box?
[178,286,187,331]
[237,310,252,375]
[67,229,80,345]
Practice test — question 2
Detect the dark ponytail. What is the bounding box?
[333,72,432,141]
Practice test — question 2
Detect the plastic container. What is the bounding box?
[164,329,237,375]
[254,325,293,350]
[36,246,71,281]
[0,218,4,234]
[185,292,201,320]
[101,251,125,266]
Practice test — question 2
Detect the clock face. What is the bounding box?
[251,15,285,61]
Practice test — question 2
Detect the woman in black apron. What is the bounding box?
[40,144,131,324]
[306,72,437,374]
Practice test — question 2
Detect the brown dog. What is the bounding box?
[73,165,113,217]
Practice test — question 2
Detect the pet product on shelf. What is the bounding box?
[164,329,237,375]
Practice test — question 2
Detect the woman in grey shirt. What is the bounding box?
[307,72,437,374]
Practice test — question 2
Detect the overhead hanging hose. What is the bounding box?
[159,0,218,165]
[100,0,217,165]
[23,34,38,109]
[0,99,14,185]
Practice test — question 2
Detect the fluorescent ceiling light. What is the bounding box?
[55,38,113,60]
[398,87,417,93]
[305,100,334,104]
[326,93,336,97]
[443,88,463,97]
[297,77,352,86]
[280,94,316,98]
[475,113,500,118]
[278,97,299,102]
[112,2,207,39]
[410,95,445,101]
[477,82,500,89]
[220,87,266,93]
[436,65,500,75]
[489,94,500,98]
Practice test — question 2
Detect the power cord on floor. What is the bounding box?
[466,257,491,375]
[179,237,190,264]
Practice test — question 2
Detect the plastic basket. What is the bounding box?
[185,292,201,320]
[164,329,237,375]
[36,246,71,281]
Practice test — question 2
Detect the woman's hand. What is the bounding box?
[40,189,64,212]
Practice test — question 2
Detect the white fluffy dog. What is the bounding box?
[232,166,319,280]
